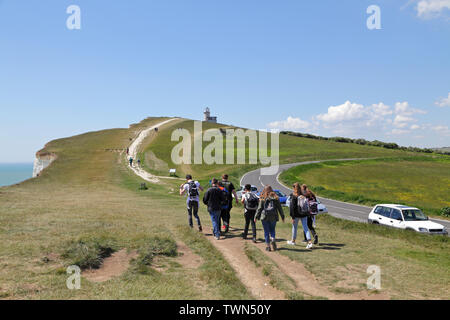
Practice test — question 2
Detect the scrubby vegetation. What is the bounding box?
[281,131,449,155]
[62,236,119,269]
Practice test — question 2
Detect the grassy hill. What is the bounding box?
[280,158,450,218]
[0,117,448,300]
[140,118,421,185]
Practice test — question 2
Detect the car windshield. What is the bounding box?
[402,209,428,221]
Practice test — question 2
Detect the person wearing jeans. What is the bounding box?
[255,185,285,251]
[209,210,221,239]
[203,178,226,240]
[261,220,277,244]
[287,183,313,249]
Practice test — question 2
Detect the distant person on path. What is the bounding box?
[126,147,129,155]
[137,159,141,167]
[203,178,225,240]
[129,157,133,167]
[219,174,238,233]
[180,174,204,232]
[241,184,258,242]
[255,185,285,252]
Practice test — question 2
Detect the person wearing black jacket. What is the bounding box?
[287,182,312,248]
[220,174,238,233]
[203,178,225,240]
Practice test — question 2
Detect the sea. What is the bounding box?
[0,163,34,187]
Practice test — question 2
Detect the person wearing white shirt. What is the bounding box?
[180,174,204,231]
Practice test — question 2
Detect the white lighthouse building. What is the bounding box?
[203,107,217,123]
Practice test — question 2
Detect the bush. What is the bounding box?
[62,237,118,269]
[440,207,450,217]
[135,237,177,267]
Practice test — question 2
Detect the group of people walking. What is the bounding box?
[179,174,320,252]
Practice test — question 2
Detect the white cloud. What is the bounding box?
[315,101,394,129]
[312,100,426,136]
[393,115,415,128]
[435,92,450,107]
[416,0,450,18]
[433,125,450,135]
[267,116,310,130]
[394,101,426,116]
[391,129,410,135]
[315,101,365,123]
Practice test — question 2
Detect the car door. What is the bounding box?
[379,207,392,226]
[373,206,389,225]
[389,209,405,229]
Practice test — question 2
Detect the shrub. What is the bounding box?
[62,237,118,269]
[135,237,177,267]
[440,207,450,217]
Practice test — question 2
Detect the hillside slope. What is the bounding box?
[0,117,448,300]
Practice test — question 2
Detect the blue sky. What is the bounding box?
[1,0,449,162]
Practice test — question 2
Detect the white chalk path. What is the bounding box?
[127,118,181,183]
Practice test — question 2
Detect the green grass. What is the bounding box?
[0,116,448,300]
[134,236,178,273]
[280,157,450,217]
[143,119,422,182]
[0,117,251,299]
[62,236,119,269]
[243,243,310,300]
[268,213,449,299]
[178,225,252,300]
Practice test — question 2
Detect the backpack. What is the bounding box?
[298,196,310,217]
[219,187,229,209]
[245,193,259,211]
[309,199,318,215]
[289,194,299,217]
[221,181,232,192]
[263,199,278,220]
[187,181,199,198]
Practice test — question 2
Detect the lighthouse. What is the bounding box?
[203,107,217,123]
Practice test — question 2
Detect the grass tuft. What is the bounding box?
[135,236,178,270]
[61,236,119,269]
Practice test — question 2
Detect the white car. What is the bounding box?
[285,195,328,213]
[368,204,448,235]
[234,185,259,200]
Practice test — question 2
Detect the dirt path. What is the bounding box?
[83,249,138,283]
[127,118,181,183]
[204,230,285,300]
[124,121,389,300]
[251,241,389,300]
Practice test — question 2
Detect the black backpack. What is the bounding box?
[187,181,199,197]
[289,194,299,217]
[263,199,278,220]
[220,187,229,209]
[245,193,259,210]
[221,181,232,194]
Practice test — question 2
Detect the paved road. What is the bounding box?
[240,160,450,231]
